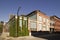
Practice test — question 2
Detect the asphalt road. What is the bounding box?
[31,31,60,40]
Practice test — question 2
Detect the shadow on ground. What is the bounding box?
[31,31,60,40]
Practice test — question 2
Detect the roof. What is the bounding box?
[26,10,46,16]
[50,15,60,19]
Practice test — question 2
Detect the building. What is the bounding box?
[6,14,29,36]
[5,10,60,37]
[27,10,50,32]
[50,15,60,32]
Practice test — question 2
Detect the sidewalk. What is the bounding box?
[0,36,47,40]
[0,32,47,40]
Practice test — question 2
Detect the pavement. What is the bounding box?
[0,36,47,40]
[0,31,60,40]
[0,32,47,40]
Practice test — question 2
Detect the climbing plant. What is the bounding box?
[9,16,29,37]
[9,16,17,37]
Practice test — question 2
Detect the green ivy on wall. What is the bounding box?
[9,16,29,37]
[9,16,17,37]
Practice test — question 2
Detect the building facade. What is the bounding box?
[5,10,60,37]
[6,15,29,36]
[27,10,50,31]
[50,16,60,32]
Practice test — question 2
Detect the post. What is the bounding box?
[16,7,21,37]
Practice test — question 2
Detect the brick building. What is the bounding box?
[50,15,60,32]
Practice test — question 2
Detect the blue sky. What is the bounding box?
[0,0,60,22]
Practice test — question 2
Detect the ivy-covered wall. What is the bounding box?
[9,16,17,37]
[17,16,29,36]
[22,16,29,36]
[9,16,29,37]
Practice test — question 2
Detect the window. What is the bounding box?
[30,21,36,31]
[38,24,42,31]
[24,17,27,20]
[30,21,36,28]
[20,16,22,19]
[50,21,55,26]
[19,20,22,27]
[29,14,37,20]
[38,16,42,21]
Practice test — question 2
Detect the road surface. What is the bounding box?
[0,32,60,40]
[31,31,60,40]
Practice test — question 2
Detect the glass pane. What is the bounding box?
[24,17,27,20]
[30,22,36,28]
[29,14,37,20]
[38,16,42,21]
[19,20,22,27]
[38,24,42,31]
[42,26,47,31]
[50,21,55,26]
[20,16,22,19]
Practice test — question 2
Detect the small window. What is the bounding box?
[29,14,37,20]
[38,24,42,30]
[38,16,42,21]
[19,20,22,27]
[20,16,22,19]
[24,17,27,20]
[30,21,36,28]
[50,21,55,26]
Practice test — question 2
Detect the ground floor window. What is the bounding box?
[38,24,42,31]
[30,21,36,31]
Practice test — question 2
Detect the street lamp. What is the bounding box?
[17,7,21,16]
